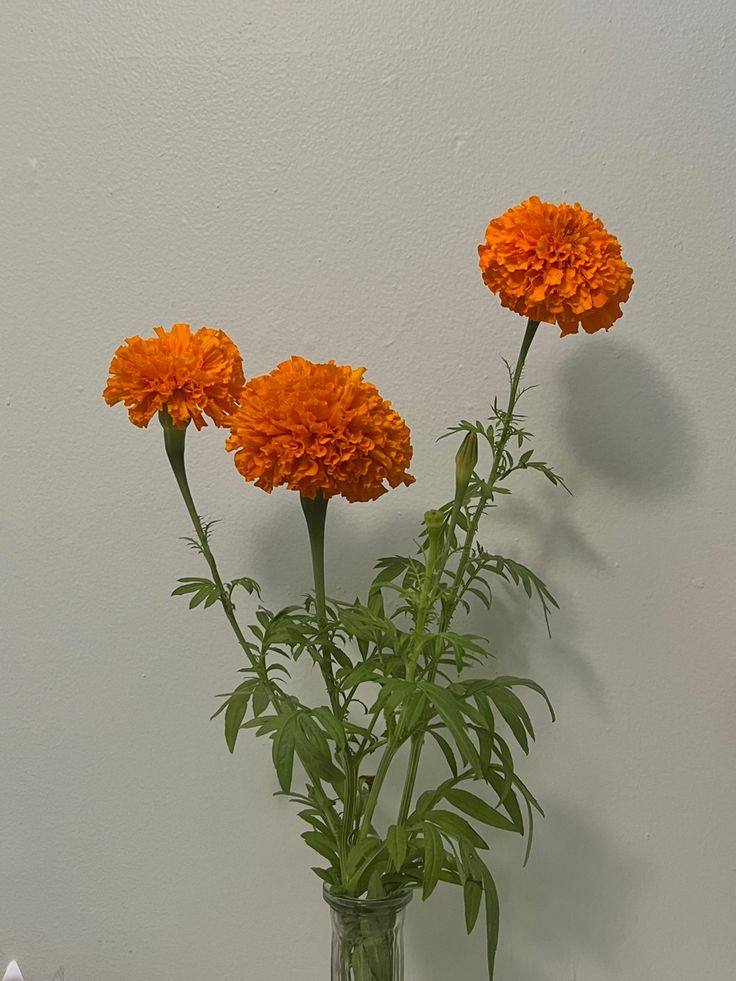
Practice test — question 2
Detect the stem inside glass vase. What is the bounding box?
[324,887,412,981]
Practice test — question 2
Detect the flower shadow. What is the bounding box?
[558,339,698,497]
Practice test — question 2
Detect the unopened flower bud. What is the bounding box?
[424,508,444,539]
[455,430,478,493]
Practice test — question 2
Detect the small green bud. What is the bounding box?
[424,509,444,555]
[455,430,478,490]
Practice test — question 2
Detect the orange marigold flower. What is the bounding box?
[478,196,633,336]
[103,323,244,429]
[226,356,415,502]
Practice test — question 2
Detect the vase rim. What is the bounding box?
[322,883,413,913]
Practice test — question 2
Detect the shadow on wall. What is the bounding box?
[408,794,641,981]
[558,338,698,498]
[229,338,695,980]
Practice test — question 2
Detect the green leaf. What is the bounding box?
[421,822,444,900]
[481,864,500,980]
[482,771,524,833]
[311,706,347,749]
[301,830,339,866]
[403,691,427,735]
[386,824,408,871]
[492,676,555,722]
[429,730,459,778]
[239,714,280,735]
[346,837,384,884]
[252,685,270,717]
[473,724,495,771]
[171,577,213,596]
[488,687,531,753]
[188,585,217,609]
[445,788,519,835]
[420,683,482,774]
[463,878,483,934]
[272,715,297,792]
[491,733,515,804]
[295,715,343,785]
[425,809,489,849]
[224,690,251,753]
[412,788,444,822]
[297,809,331,836]
[228,576,262,599]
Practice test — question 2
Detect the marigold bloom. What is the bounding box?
[478,196,633,335]
[103,323,244,429]
[226,356,415,502]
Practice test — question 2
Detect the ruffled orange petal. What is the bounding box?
[103,323,244,428]
[478,196,633,335]
[226,357,414,503]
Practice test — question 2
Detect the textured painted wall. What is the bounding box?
[2,2,735,979]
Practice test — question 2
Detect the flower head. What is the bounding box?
[103,323,244,429]
[226,356,415,502]
[478,196,633,335]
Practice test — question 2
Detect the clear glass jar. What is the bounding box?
[324,887,412,981]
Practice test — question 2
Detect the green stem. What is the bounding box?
[405,514,441,684]
[300,491,358,880]
[358,511,444,836]
[449,319,539,605]
[160,412,266,682]
[397,733,422,824]
[161,415,343,855]
[300,491,328,620]
[394,318,540,826]
[358,736,401,838]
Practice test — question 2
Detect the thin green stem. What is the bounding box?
[161,413,266,683]
[397,733,422,824]
[358,511,445,836]
[300,492,328,620]
[300,491,359,880]
[448,319,539,607]
[393,319,540,827]
[358,736,401,838]
[161,415,342,854]
[405,513,441,684]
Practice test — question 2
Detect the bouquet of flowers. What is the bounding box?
[103,196,632,980]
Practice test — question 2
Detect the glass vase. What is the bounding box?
[324,886,412,981]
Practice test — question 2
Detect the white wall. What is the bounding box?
[2,2,735,979]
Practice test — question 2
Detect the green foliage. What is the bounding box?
[171,338,567,980]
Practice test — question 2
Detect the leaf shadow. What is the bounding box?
[406,794,642,981]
